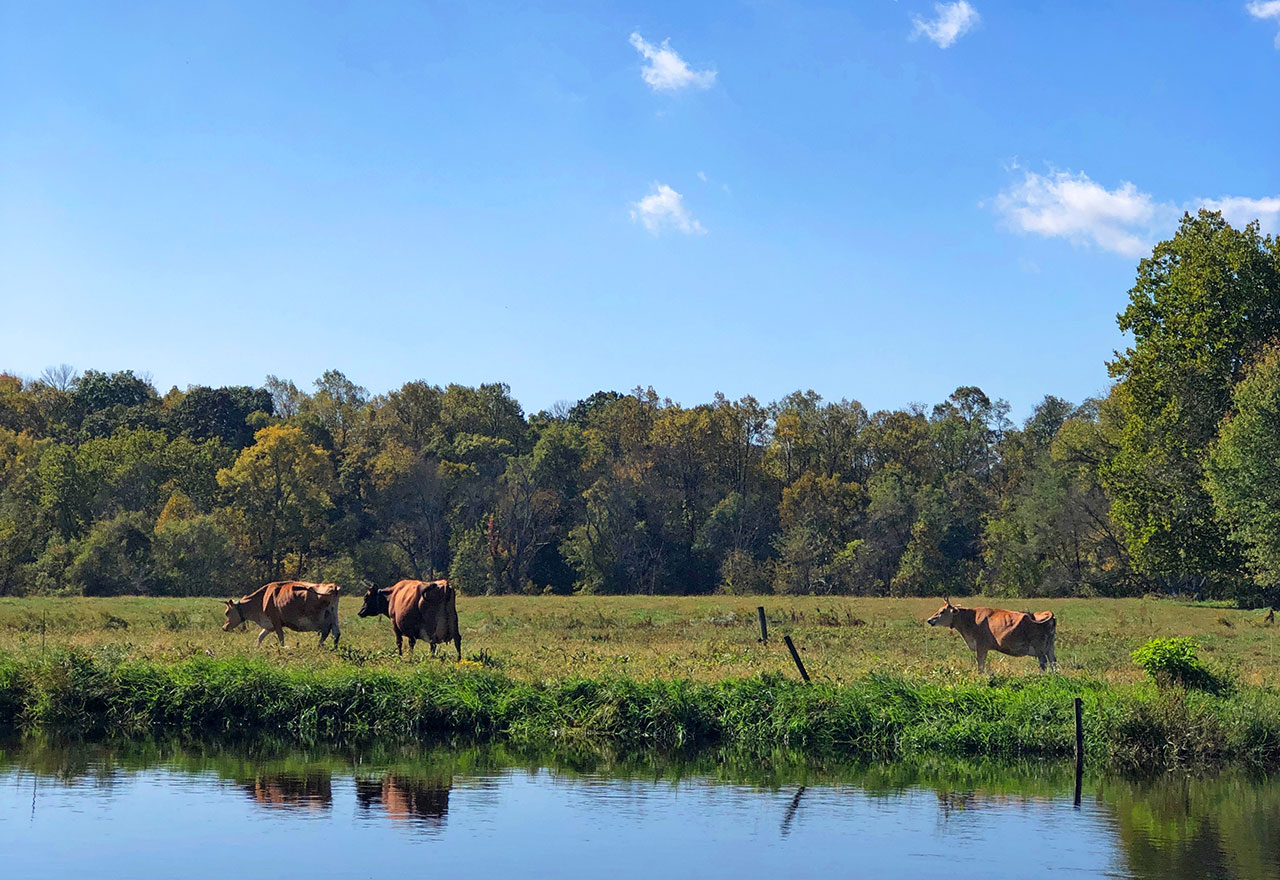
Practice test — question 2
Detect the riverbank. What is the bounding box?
[3,650,1279,771]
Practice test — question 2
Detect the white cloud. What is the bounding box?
[911,2,980,48]
[630,183,706,235]
[992,167,1280,257]
[697,170,708,182]
[629,32,716,92]
[993,169,1163,257]
[1198,195,1280,233]
[1247,1,1280,48]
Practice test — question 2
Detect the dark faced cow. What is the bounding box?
[358,579,461,660]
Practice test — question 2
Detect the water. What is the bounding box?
[2,739,1278,879]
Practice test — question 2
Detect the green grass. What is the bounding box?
[1,594,1276,685]
[3,648,1280,770]
[2,594,1279,769]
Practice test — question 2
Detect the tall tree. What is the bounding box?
[217,425,334,579]
[1104,210,1280,594]
[1206,344,1280,595]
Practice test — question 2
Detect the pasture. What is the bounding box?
[0,594,1274,685]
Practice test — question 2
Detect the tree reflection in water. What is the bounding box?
[1099,773,1280,880]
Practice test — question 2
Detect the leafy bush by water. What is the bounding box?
[1130,637,1229,693]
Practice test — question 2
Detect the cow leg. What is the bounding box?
[275,627,285,647]
[407,636,417,659]
[429,641,438,658]
[1038,653,1048,672]
[256,627,271,647]
[454,634,462,662]
[976,648,988,674]
[395,626,404,657]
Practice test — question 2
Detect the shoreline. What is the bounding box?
[3,651,1278,772]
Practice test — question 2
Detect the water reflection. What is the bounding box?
[779,785,804,836]
[2,737,1279,880]
[355,773,451,830]
[1102,773,1280,880]
[239,771,333,812]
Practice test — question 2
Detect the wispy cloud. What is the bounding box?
[992,167,1280,257]
[911,2,980,48]
[629,33,717,92]
[1199,195,1280,232]
[630,183,706,235]
[993,169,1161,257]
[1247,1,1280,48]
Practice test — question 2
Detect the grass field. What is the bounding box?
[0,594,1275,685]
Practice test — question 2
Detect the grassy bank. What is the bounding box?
[3,649,1280,771]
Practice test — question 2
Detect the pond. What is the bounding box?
[2,739,1278,879]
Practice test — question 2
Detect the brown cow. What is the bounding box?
[926,599,1056,673]
[357,579,461,660]
[222,581,342,648]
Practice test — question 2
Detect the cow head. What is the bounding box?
[926,599,956,628]
[357,586,392,618]
[223,598,247,632]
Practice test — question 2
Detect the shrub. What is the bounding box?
[1131,637,1227,692]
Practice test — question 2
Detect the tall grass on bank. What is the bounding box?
[3,649,1280,770]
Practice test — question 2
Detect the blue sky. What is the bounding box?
[2,1,1278,418]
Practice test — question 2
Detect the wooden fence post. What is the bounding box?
[784,635,810,682]
[757,606,768,643]
[1073,696,1084,807]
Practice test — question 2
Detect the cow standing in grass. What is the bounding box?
[222,581,342,648]
[926,599,1057,672]
[358,579,461,660]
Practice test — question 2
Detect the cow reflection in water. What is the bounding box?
[241,772,333,812]
[356,774,451,830]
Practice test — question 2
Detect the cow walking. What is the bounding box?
[223,581,342,648]
[358,579,462,660]
[926,599,1056,672]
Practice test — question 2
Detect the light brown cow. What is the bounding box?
[357,578,461,660]
[926,599,1056,672]
[222,581,342,648]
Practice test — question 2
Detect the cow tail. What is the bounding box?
[448,585,461,660]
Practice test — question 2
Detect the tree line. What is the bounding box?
[2,211,1279,602]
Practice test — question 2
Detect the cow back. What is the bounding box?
[959,606,1053,654]
[387,579,457,641]
[265,581,340,623]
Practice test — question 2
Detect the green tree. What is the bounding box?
[170,385,273,448]
[1105,210,1280,594]
[1206,344,1280,594]
[217,425,334,579]
[368,442,449,578]
[71,369,162,437]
